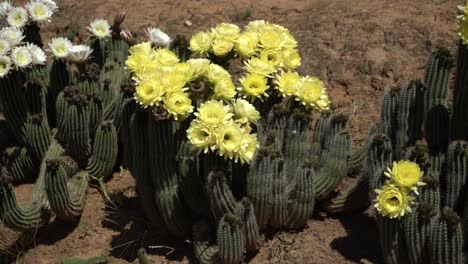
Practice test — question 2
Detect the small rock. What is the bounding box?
[184,20,192,27]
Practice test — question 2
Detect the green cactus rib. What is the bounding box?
[236,198,261,253]
[394,81,424,159]
[26,65,49,91]
[88,94,104,139]
[269,157,287,230]
[381,88,399,143]
[47,59,71,128]
[100,80,116,109]
[452,43,468,140]
[424,48,452,113]
[147,118,191,237]
[207,170,238,223]
[119,99,136,168]
[324,172,370,214]
[376,215,409,264]
[286,163,315,228]
[429,208,464,264]
[86,121,118,181]
[177,140,210,217]
[0,71,29,144]
[217,213,245,264]
[284,122,309,182]
[25,81,47,116]
[60,95,91,164]
[26,114,51,163]
[127,109,164,227]
[310,114,327,168]
[89,38,104,67]
[403,202,434,264]
[443,141,468,209]
[44,160,89,220]
[170,35,191,62]
[193,221,220,264]
[315,131,351,200]
[3,147,35,183]
[0,141,63,230]
[105,39,129,63]
[367,134,393,190]
[78,79,100,96]
[247,154,275,230]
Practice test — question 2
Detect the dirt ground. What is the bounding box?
[0,0,462,263]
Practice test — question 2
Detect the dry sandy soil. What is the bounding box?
[0,0,462,263]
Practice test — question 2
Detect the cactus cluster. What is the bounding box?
[0,12,128,240]
[353,46,468,264]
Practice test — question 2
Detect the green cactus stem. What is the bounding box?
[429,207,464,264]
[207,170,238,223]
[26,114,51,163]
[2,147,35,183]
[403,202,434,264]
[217,213,245,264]
[452,43,468,140]
[443,141,468,210]
[236,198,261,253]
[193,221,220,264]
[286,163,315,229]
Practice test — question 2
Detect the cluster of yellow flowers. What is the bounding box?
[187,99,259,163]
[125,42,194,120]
[374,160,426,219]
[458,1,468,45]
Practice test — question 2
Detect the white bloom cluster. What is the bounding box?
[0,0,58,28]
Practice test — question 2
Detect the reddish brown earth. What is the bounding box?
[0,0,462,263]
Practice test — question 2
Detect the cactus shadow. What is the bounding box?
[330,213,382,263]
[104,193,192,262]
[35,219,81,245]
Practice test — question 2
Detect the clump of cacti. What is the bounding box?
[0,0,128,248]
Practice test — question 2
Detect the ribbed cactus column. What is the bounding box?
[236,198,261,253]
[25,114,51,162]
[2,147,35,183]
[403,202,434,264]
[286,163,315,229]
[367,135,393,190]
[87,94,104,139]
[429,207,464,264]
[376,216,408,264]
[207,170,238,223]
[443,141,468,210]
[452,43,468,140]
[44,159,89,220]
[193,221,220,264]
[86,121,118,181]
[48,60,71,128]
[217,213,245,264]
[381,88,399,142]
[310,113,328,168]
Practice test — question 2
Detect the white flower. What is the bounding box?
[145,27,171,48]
[0,39,10,55]
[11,46,32,68]
[0,55,11,77]
[27,43,45,64]
[67,44,92,63]
[0,27,24,46]
[88,19,111,39]
[7,7,28,28]
[38,0,57,12]
[48,37,72,58]
[0,1,12,18]
[27,1,53,22]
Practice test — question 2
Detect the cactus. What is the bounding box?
[217,213,245,264]
[429,207,464,264]
[193,221,221,264]
[403,202,434,264]
[236,198,261,254]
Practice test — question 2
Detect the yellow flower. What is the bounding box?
[126,42,158,77]
[279,31,298,49]
[187,120,215,153]
[134,78,164,108]
[212,38,234,57]
[212,78,236,100]
[160,69,188,93]
[212,23,240,41]
[195,100,233,127]
[190,31,213,55]
[239,73,269,100]
[374,183,414,219]
[215,122,243,160]
[283,49,301,69]
[258,29,283,50]
[260,49,283,68]
[275,71,300,97]
[233,99,260,123]
[384,161,425,192]
[154,48,179,67]
[173,62,194,84]
[163,91,193,120]
[235,31,258,58]
[207,63,231,83]
[238,133,259,164]
[245,20,267,33]
[187,58,210,80]
[244,57,276,77]
[295,76,330,111]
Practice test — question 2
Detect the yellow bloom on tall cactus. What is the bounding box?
[212,78,236,100]
[295,76,330,111]
[239,73,269,100]
[187,121,215,153]
[215,122,243,160]
[238,133,259,163]
[245,20,267,33]
[275,71,300,97]
[154,48,179,67]
[212,23,241,41]
[160,70,188,93]
[187,58,210,80]
[384,161,425,192]
[134,78,165,108]
[235,31,259,58]
[258,29,283,50]
[125,42,158,77]
[260,49,283,68]
[233,99,260,123]
[207,63,231,83]
[173,62,194,84]
[190,31,213,55]
[374,183,414,219]
[244,57,276,77]
[212,38,234,56]
[163,91,193,120]
[195,100,233,127]
[282,49,301,69]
